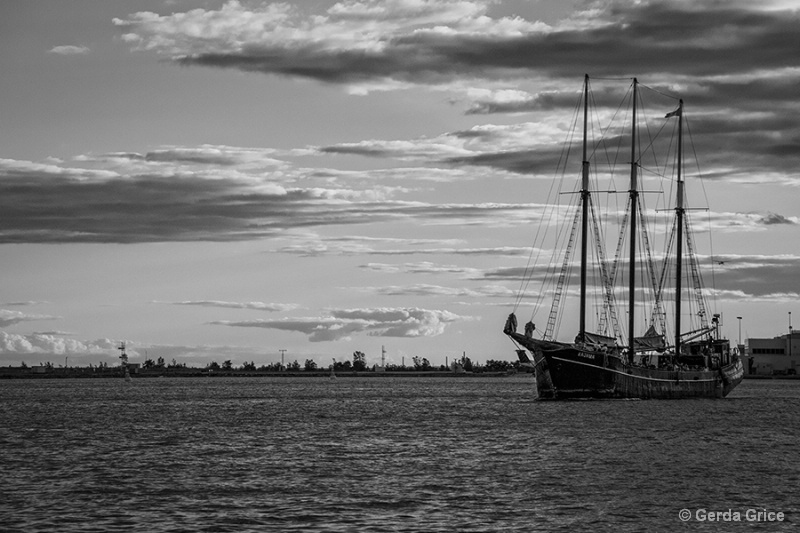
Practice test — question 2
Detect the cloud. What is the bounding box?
[48,45,90,55]
[0,331,115,355]
[364,284,515,298]
[114,0,546,88]
[319,138,470,160]
[757,212,796,225]
[275,234,536,257]
[211,306,470,341]
[707,211,800,232]
[705,253,800,298]
[0,310,59,328]
[115,1,798,86]
[0,151,547,242]
[0,154,405,243]
[359,261,482,276]
[171,300,299,312]
[110,0,800,186]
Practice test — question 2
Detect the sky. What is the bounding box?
[0,0,798,369]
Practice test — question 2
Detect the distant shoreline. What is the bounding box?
[0,369,522,379]
[2,368,798,380]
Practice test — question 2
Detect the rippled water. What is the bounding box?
[1,376,797,532]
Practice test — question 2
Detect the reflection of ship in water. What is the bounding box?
[504,75,743,399]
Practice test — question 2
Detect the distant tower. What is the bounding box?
[376,345,387,372]
[118,342,131,382]
[118,342,128,366]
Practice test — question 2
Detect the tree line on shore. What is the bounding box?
[10,351,521,374]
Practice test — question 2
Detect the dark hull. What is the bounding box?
[510,333,743,399]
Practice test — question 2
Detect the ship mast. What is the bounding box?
[627,78,638,362]
[578,74,590,343]
[673,99,685,358]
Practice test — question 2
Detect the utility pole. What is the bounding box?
[790,312,793,359]
[279,349,287,370]
[737,316,742,347]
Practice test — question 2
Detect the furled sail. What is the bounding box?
[634,325,666,351]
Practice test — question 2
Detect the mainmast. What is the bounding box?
[578,74,590,343]
[673,99,685,357]
[627,78,638,362]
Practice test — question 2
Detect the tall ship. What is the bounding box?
[504,75,743,399]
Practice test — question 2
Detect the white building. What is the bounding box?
[744,331,800,375]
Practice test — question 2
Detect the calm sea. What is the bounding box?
[1,376,797,532]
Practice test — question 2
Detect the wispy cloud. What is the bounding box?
[0,310,59,328]
[48,45,90,55]
[171,300,299,312]
[362,284,514,298]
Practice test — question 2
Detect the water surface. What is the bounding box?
[1,376,796,531]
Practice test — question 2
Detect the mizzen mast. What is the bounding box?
[672,99,685,357]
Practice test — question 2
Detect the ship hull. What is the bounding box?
[539,345,743,400]
[509,330,744,399]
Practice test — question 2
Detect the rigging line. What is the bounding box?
[636,91,676,180]
[532,129,581,315]
[588,82,632,241]
[532,87,587,316]
[544,194,581,338]
[590,76,636,81]
[638,82,681,102]
[685,114,719,314]
[514,84,585,314]
[588,82,631,167]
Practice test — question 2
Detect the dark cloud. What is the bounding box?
[485,252,800,303]
[758,213,796,226]
[710,254,800,298]
[0,156,545,243]
[446,149,558,175]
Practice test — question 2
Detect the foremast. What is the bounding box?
[627,78,638,363]
[578,74,590,343]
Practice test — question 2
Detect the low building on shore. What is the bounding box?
[744,331,800,375]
